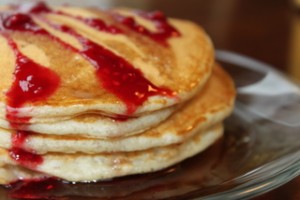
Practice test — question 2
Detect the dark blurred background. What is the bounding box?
[0,0,299,199]
[120,0,300,79]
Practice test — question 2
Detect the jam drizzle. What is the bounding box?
[55,10,123,34]
[0,2,178,170]
[1,8,60,169]
[115,10,180,46]
[9,130,42,169]
[4,37,61,109]
[2,36,59,169]
[45,22,174,114]
[35,5,176,114]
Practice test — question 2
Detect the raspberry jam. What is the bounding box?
[1,2,177,114]
[41,20,175,113]
[2,37,59,168]
[9,147,43,169]
[10,130,42,169]
[0,2,178,170]
[4,38,61,108]
[115,10,180,46]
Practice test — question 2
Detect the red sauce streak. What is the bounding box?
[9,131,43,169]
[0,6,60,169]
[5,2,175,114]
[4,37,60,108]
[55,10,123,34]
[81,40,174,114]
[2,13,46,33]
[50,24,174,113]
[0,2,176,171]
[115,10,180,46]
[9,147,43,169]
[12,3,175,114]
[11,130,30,148]
[25,2,51,14]
[81,18,122,34]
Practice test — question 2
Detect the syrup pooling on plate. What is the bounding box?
[8,178,61,199]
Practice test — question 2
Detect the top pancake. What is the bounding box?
[0,4,214,121]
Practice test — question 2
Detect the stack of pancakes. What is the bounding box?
[0,3,235,184]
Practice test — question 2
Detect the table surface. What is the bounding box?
[141,0,300,199]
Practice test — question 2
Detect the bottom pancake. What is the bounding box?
[0,124,223,183]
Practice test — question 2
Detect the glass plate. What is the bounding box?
[1,51,300,200]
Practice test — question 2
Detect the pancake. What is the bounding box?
[0,3,214,122]
[0,124,223,183]
[0,64,235,153]
[0,2,236,186]
[0,106,176,139]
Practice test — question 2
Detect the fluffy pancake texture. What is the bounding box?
[0,66,235,154]
[0,124,223,183]
[0,4,214,120]
[0,2,235,184]
[0,107,176,138]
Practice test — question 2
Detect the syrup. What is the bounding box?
[3,3,176,114]
[9,147,43,169]
[8,178,60,199]
[4,37,61,108]
[11,130,30,148]
[41,15,175,114]
[116,10,180,46]
[0,1,177,172]
[1,9,60,168]
[2,13,46,33]
[81,17,122,34]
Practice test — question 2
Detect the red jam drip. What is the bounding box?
[11,130,30,148]
[9,130,43,169]
[8,125,43,170]
[79,17,123,34]
[23,2,51,14]
[46,22,175,114]
[3,3,175,114]
[1,7,60,169]
[80,39,174,114]
[0,2,176,171]
[4,37,61,108]
[2,13,46,33]
[9,148,43,169]
[55,11,123,34]
[116,10,180,46]
[9,124,43,169]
